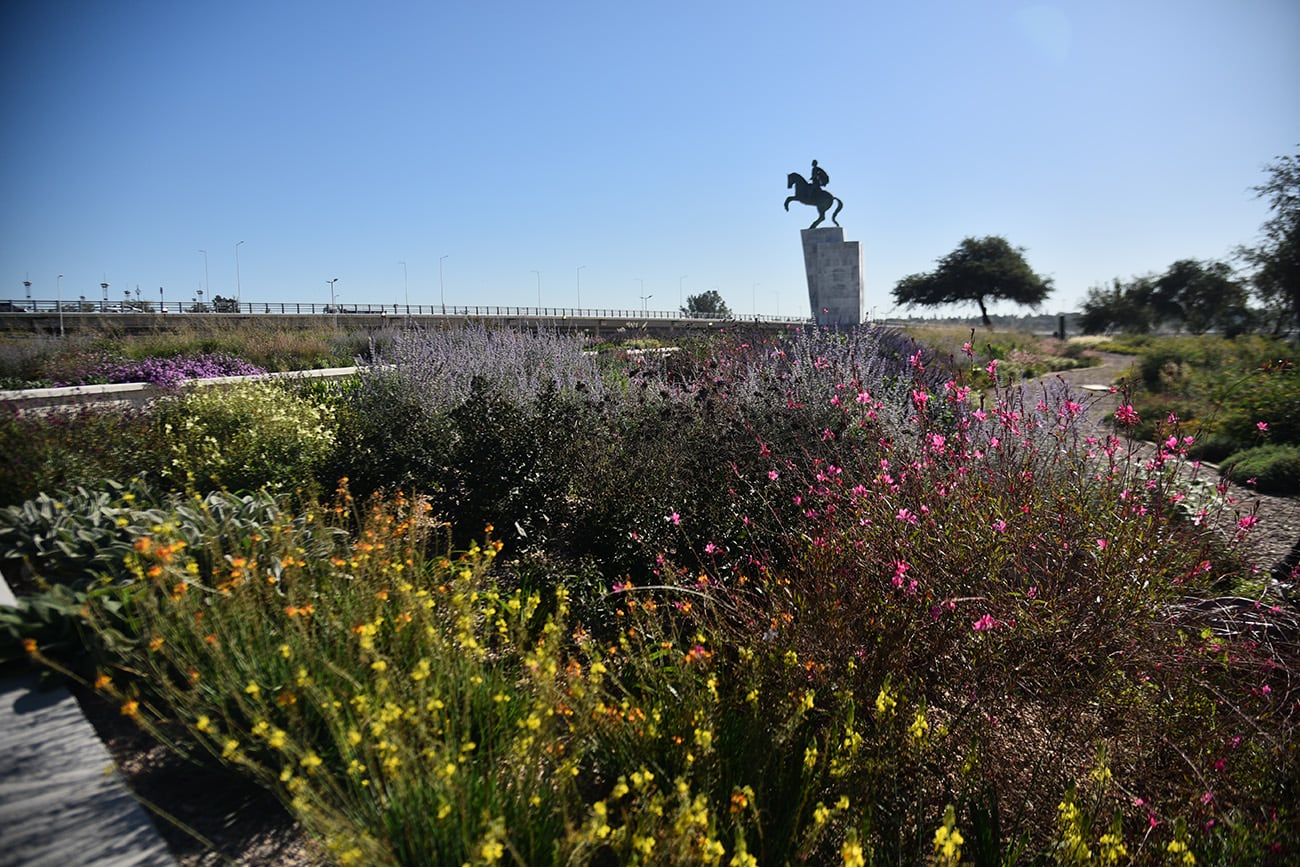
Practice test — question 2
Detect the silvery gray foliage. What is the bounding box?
[362,323,609,408]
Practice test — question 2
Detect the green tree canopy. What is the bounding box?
[682,290,732,318]
[1079,276,1157,335]
[892,235,1053,327]
[1152,258,1251,335]
[1238,148,1300,334]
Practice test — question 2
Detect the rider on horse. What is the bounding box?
[810,160,829,191]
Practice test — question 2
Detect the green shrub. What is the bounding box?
[155,381,336,493]
[1220,444,1300,495]
[0,405,164,508]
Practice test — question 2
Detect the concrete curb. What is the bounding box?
[0,573,176,866]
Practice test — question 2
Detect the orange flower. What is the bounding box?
[120,700,139,717]
[21,638,37,655]
[133,536,153,554]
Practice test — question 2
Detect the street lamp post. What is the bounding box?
[640,293,653,312]
[531,270,541,309]
[235,241,245,308]
[577,265,586,310]
[679,275,687,310]
[23,279,31,301]
[57,274,64,337]
[198,250,209,300]
[327,278,339,321]
[439,255,448,315]
[101,280,110,311]
[399,260,408,311]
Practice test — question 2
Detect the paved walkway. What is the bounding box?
[0,572,175,866]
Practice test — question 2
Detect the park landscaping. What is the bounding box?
[1,322,1297,865]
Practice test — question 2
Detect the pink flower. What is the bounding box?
[1237,515,1259,530]
[972,614,997,632]
[985,359,999,376]
[895,508,919,526]
[704,542,718,555]
[768,470,779,481]
[1257,421,1269,431]
[668,511,681,526]
[1115,404,1140,425]
[992,519,1007,533]
[1096,538,1108,550]
[961,341,973,357]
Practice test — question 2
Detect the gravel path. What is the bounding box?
[1033,351,1299,585]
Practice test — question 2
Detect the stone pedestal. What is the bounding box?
[801,228,864,328]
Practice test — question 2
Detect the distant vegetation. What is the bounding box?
[1082,149,1300,338]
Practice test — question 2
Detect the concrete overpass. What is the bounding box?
[0,301,815,340]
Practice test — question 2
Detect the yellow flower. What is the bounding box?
[875,685,896,718]
[909,708,929,745]
[221,738,239,758]
[371,659,388,672]
[480,840,504,863]
[841,839,865,867]
[933,805,965,867]
[279,644,291,659]
[196,715,212,733]
[1099,832,1128,865]
[268,729,287,750]
[120,700,139,718]
[244,681,261,698]
[300,752,323,772]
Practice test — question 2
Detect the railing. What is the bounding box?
[0,299,811,324]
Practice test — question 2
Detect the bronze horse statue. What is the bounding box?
[785,173,843,229]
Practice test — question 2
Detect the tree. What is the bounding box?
[1150,258,1251,335]
[892,235,1053,327]
[1079,276,1156,335]
[682,290,732,318]
[1238,148,1300,334]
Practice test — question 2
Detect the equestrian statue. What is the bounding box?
[784,159,843,229]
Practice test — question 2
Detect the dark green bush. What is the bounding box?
[1220,444,1300,495]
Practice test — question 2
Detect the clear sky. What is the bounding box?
[2,1,1297,318]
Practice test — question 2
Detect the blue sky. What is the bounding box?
[2,1,1297,318]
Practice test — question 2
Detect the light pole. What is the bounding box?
[235,240,244,307]
[399,260,408,310]
[57,274,63,337]
[327,277,339,319]
[640,293,653,312]
[577,265,586,309]
[531,270,541,308]
[198,250,209,299]
[439,254,448,314]
[101,280,110,310]
[679,275,687,310]
[23,278,31,301]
